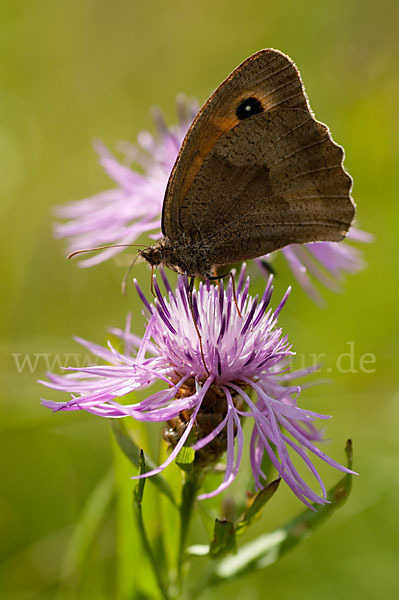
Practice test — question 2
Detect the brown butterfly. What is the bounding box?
[140,48,355,281]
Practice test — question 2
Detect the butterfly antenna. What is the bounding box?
[68,243,147,260]
[121,251,143,296]
[188,277,209,376]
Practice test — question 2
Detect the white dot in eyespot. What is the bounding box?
[245,105,251,111]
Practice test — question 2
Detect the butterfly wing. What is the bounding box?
[162,49,354,263]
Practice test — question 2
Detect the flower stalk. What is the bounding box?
[133,450,171,600]
[177,469,204,592]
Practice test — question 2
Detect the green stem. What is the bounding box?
[134,488,171,600]
[177,470,202,593]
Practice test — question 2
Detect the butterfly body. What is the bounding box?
[141,49,355,279]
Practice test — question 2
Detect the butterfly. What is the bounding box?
[140,48,355,281]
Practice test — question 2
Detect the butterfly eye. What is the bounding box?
[236,97,264,120]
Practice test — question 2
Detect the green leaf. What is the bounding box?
[134,449,146,506]
[111,420,176,506]
[191,440,354,590]
[176,445,196,470]
[236,478,281,535]
[209,519,237,559]
[236,478,280,534]
[243,478,281,522]
[176,427,197,472]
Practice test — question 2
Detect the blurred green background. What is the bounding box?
[1,0,398,598]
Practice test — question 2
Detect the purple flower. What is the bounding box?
[54,97,370,296]
[40,266,354,507]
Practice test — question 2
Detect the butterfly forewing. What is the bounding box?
[162,49,313,240]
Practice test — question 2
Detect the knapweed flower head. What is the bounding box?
[41,266,353,507]
[54,96,371,297]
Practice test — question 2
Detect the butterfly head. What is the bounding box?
[140,236,214,280]
[140,242,165,269]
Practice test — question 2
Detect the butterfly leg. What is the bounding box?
[229,272,242,318]
[259,258,277,277]
[188,277,209,376]
[150,265,156,297]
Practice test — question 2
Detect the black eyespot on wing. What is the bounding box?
[236,97,264,120]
